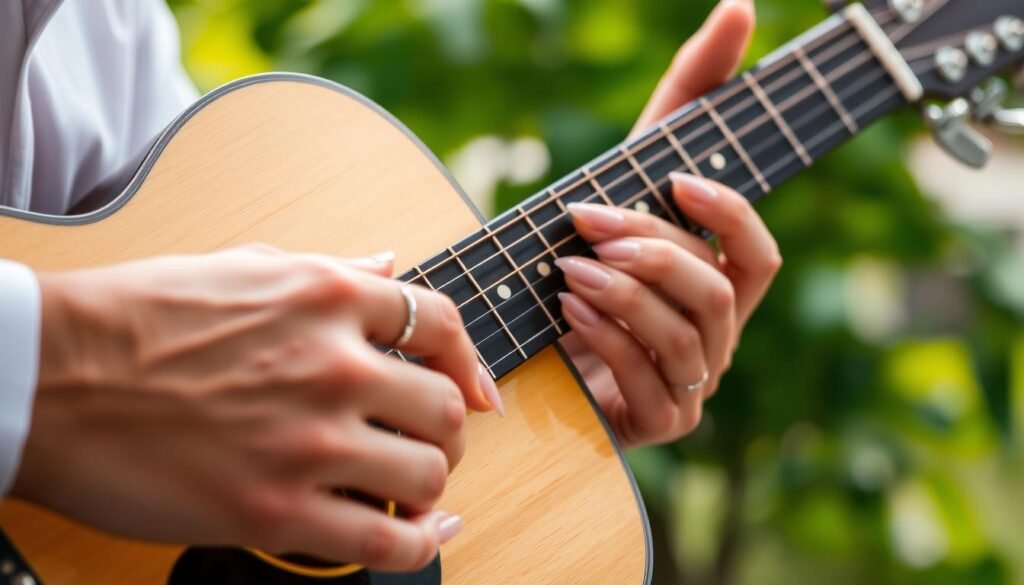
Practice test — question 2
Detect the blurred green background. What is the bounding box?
[166,1,1024,583]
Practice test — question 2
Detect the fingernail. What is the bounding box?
[593,240,641,261]
[567,202,625,233]
[478,363,504,417]
[436,512,464,544]
[370,250,396,264]
[669,172,718,201]
[559,293,600,327]
[555,258,611,290]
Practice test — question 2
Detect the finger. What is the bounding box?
[353,278,495,413]
[592,237,736,391]
[633,0,756,135]
[669,172,782,327]
[323,426,452,515]
[555,257,708,394]
[287,497,460,572]
[339,251,396,277]
[359,353,467,470]
[558,293,702,447]
[567,202,718,267]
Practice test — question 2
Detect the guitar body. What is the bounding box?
[0,74,650,584]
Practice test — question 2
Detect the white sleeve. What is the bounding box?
[0,259,41,496]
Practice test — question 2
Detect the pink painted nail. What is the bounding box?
[558,293,600,327]
[567,202,625,233]
[555,258,611,290]
[669,172,718,201]
[478,363,504,417]
[593,240,641,261]
[436,512,464,544]
[369,250,396,264]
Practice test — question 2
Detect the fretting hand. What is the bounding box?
[560,0,782,449]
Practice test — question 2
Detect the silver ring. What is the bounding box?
[684,371,709,394]
[395,285,417,347]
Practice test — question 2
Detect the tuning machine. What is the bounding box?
[971,78,1024,135]
[923,98,992,169]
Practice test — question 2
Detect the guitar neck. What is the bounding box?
[396,9,908,379]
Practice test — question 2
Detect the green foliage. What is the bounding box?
[167,1,1024,583]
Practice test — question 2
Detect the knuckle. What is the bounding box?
[443,385,467,432]
[362,520,402,568]
[616,339,651,372]
[300,424,356,466]
[722,200,751,233]
[416,449,449,506]
[235,487,294,549]
[324,345,380,387]
[763,246,784,275]
[617,278,648,313]
[646,243,675,273]
[412,524,440,570]
[668,327,701,360]
[636,407,679,441]
[433,293,464,337]
[708,277,736,313]
[680,405,704,436]
[635,213,659,234]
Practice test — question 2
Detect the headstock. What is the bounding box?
[827,1,1024,168]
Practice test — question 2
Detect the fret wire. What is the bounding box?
[699,96,772,193]
[582,168,616,206]
[460,51,893,333]
[474,84,901,363]
[446,247,528,360]
[658,121,702,176]
[742,71,813,167]
[414,264,496,375]
[483,224,563,335]
[433,36,883,304]
[794,46,860,134]
[409,22,866,290]
[620,145,684,226]
[518,206,557,254]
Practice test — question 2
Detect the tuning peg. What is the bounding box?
[971,78,1024,135]
[923,98,993,169]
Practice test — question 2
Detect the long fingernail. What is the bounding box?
[478,363,504,417]
[593,240,641,261]
[370,250,396,264]
[669,172,718,202]
[558,293,600,327]
[436,512,464,544]
[555,258,611,290]
[567,202,625,233]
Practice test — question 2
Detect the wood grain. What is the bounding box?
[0,77,649,584]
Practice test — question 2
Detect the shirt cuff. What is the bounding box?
[0,260,41,496]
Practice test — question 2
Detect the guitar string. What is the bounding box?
[408,55,923,359]
[889,0,951,45]
[425,31,890,309]
[462,67,908,355]
[417,25,869,296]
[463,49,940,352]
[478,84,908,367]
[406,7,898,286]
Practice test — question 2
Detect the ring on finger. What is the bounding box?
[677,370,709,394]
[394,285,418,347]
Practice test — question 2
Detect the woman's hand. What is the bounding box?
[16,244,500,572]
[560,0,781,449]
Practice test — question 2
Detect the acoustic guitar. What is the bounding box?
[1,1,1022,583]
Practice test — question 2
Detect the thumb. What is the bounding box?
[633,0,756,136]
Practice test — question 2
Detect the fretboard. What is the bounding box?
[396,11,908,380]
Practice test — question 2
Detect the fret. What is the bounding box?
[620,146,684,226]
[483,222,563,337]
[814,37,899,129]
[742,72,813,167]
[446,246,528,361]
[669,104,755,197]
[699,96,771,194]
[658,121,701,177]
[582,167,617,207]
[409,264,486,371]
[760,49,853,166]
[794,45,859,134]
[417,249,517,371]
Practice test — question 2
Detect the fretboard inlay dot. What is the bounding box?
[497,284,512,300]
[537,262,551,277]
[634,200,650,214]
[710,152,727,171]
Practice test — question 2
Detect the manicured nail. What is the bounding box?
[593,240,641,261]
[555,258,611,290]
[558,293,600,327]
[436,512,464,544]
[370,250,396,264]
[669,172,718,201]
[567,202,625,233]
[478,363,504,417]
